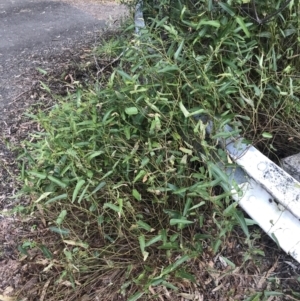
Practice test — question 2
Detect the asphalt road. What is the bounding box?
[0,0,108,110]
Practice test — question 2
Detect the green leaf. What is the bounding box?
[28,171,47,179]
[174,39,184,60]
[183,198,192,217]
[208,162,230,190]
[100,171,113,181]
[36,67,47,75]
[40,81,51,93]
[179,101,190,117]
[212,130,240,139]
[271,233,281,248]
[176,269,196,283]
[144,98,162,113]
[145,235,162,247]
[264,291,283,297]
[86,151,104,162]
[18,245,29,256]
[63,240,89,249]
[137,220,153,232]
[233,210,249,238]
[125,107,138,115]
[161,254,191,276]
[56,210,67,225]
[170,218,194,226]
[163,23,178,36]
[213,240,222,254]
[35,192,52,203]
[157,65,179,73]
[127,292,144,301]
[47,175,67,189]
[252,248,265,256]
[72,179,85,203]
[244,293,262,301]
[45,193,68,205]
[117,69,133,81]
[103,203,122,213]
[235,16,250,37]
[148,277,164,287]
[179,147,193,155]
[49,227,70,235]
[245,218,258,226]
[140,157,149,168]
[40,245,53,259]
[132,189,141,201]
[257,31,271,38]
[218,2,235,16]
[133,170,146,183]
[198,20,220,29]
[138,235,149,261]
[219,256,236,268]
[189,201,205,211]
[172,254,192,270]
[161,280,178,290]
[97,215,104,225]
[239,89,254,107]
[262,132,273,139]
[158,242,178,250]
[89,181,106,196]
[77,184,90,204]
[138,235,146,253]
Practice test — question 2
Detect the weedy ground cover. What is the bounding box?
[10,0,300,300]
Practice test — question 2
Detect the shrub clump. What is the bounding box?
[17,0,300,300]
